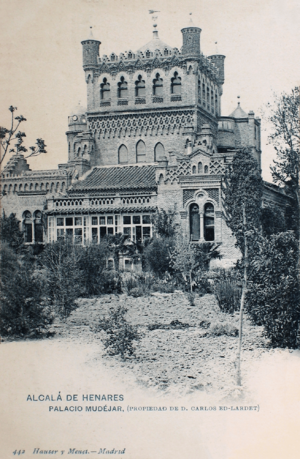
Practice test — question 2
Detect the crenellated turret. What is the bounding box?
[181,15,201,56]
[81,28,101,69]
[208,54,226,87]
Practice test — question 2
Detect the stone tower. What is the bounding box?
[181,17,201,56]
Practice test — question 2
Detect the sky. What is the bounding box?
[0,0,299,181]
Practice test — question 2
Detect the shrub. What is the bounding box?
[0,212,24,252]
[0,247,54,337]
[213,269,242,314]
[100,269,122,294]
[79,243,110,295]
[186,292,196,306]
[122,272,154,296]
[95,305,141,359]
[209,322,239,337]
[247,231,300,348]
[143,236,174,276]
[37,240,84,318]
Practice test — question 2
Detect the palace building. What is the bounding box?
[0,18,290,267]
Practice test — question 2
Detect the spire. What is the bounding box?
[188,12,195,26]
[89,26,94,39]
[215,41,219,54]
[229,96,248,118]
[149,10,160,39]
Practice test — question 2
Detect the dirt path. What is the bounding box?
[1,293,300,459]
[52,293,269,400]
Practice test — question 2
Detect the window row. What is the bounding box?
[192,162,209,174]
[49,214,153,245]
[100,72,182,100]
[118,141,165,164]
[198,81,219,115]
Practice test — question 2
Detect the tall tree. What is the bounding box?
[266,87,299,236]
[222,148,263,255]
[222,148,262,386]
[0,106,47,166]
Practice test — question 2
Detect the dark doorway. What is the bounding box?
[190,204,200,241]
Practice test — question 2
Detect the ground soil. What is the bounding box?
[50,292,270,401]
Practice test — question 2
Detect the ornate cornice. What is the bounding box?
[93,54,219,84]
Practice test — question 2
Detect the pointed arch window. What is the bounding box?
[171,72,181,95]
[198,162,203,173]
[135,75,146,97]
[207,87,210,110]
[118,76,128,98]
[204,203,214,241]
[204,165,209,174]
[211,90,214,113]
[215,93,218,116]
[100,78,110,100]
[118,144,128,164]
[23,211,32,243]
[192,165,196,174]
[153,74,163,96]
[136,140,146,163]
[34,210,43,243]
[202,83,206,107]
[154,143,165,161]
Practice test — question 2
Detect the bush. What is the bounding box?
[209,322,239,337]
[213,269,242,314]
[100,269,122,294]
[0,212,24,252]
[95,305,141,359]
[37,240,84,318]
[0,246,54,337]
[122,272,154,296]
[79,243,110,295]
[143,236,174,276]
[247,231,300,348]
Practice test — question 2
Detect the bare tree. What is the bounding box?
[0,106,47,166]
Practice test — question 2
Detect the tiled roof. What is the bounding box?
[70,165,157,192]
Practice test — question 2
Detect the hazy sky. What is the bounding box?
[1,0,299,181]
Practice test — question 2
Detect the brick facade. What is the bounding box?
[0,20,290,267]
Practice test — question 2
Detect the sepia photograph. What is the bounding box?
[0,0,299,458]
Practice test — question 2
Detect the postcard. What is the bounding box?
[1,1,299,458]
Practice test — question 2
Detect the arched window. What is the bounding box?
[23,211,32,243]
[190,204,200,241]
[204,165,209,174]
[192,165,196,174]
[198,162,203,173]
[146,50,151,58]
[135,75,146,97]
[215,93,218,115]
[118,76,128,98]
[164,48,169,56]
[118,144,128,164]
[202,83,206,107]
[153,73,163,96]
[34,210,43,243]
[136,140,146,163]
[171,72,181,95]
[211,90,214,113]
[100,78,110,100]
[204,203,214,241]
[154,143,165,161]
